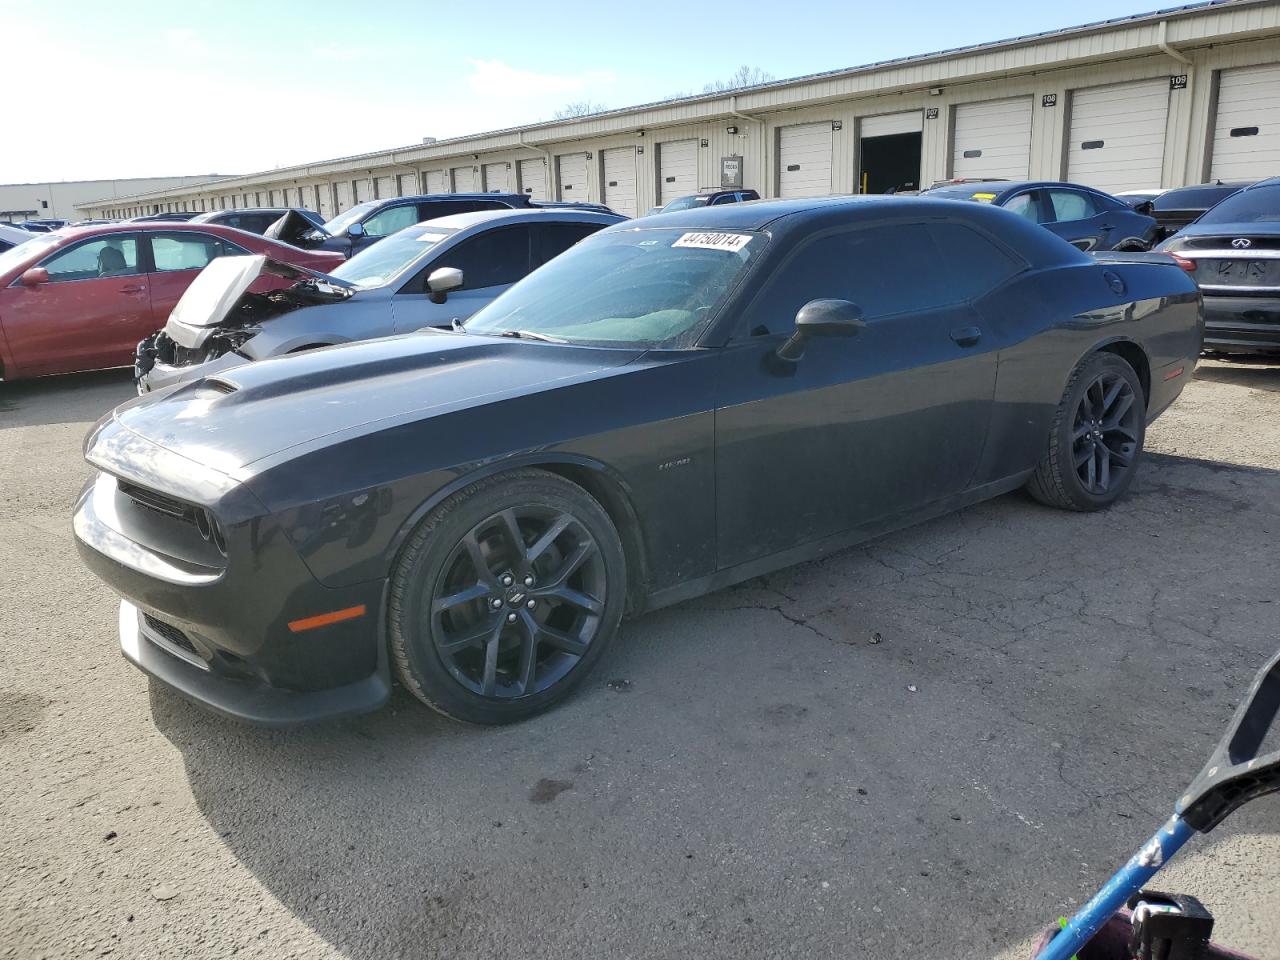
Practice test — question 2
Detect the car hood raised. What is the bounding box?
[163,254,355,349]
[107,331,646,477]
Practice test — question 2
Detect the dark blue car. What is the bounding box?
[926,181,1159,252]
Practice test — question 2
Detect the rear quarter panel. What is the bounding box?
[973,260,1200,485]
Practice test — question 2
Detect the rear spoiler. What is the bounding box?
[1090,250,1197,274]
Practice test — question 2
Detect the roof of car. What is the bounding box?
[414,207,626,231]
[928,180,1114,198]
[630,194,981,230]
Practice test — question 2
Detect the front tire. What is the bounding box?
[1026,352,1146,511]
[388,469,626,724]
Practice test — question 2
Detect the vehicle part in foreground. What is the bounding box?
[73,196,1201,725]
[1158,177,1280,355]
[1032,647,1280,960]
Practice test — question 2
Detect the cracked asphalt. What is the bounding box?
[2,359,1278,960]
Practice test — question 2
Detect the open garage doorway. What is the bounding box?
[857,111,923,193]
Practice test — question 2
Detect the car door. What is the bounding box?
[1042,188,1110,251]
[144,231,248,327]
[391,224,532,332]
[713,219,1013,569]
[0,233,149,376]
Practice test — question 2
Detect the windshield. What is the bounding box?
[660,195,711,213]
[463,227,762,347]
[321,201,379,236]
[1196,185,1280,225]
[0,233,59,277]
[329,225,456,288]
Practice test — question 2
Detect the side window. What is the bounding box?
[711,194,735,205]
[530,222,603,269]
[430,225,531,289]
[927,222,1025,301]
[1047,189,1096,223]
[362,204,420,238]
[744,223,952,335]
[418,199,509,221]
[42,236,142,281]
[149,232,246,273]
[1002,192,1041,222]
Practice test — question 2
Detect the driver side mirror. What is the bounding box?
[346,222,365,240]
[427,267,463,304]
[776,299,865,362]
[19,267,49,287]
[1135,200,1154,216]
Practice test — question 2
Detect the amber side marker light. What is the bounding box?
[288,605,367,633]
[1163,366,1186,381]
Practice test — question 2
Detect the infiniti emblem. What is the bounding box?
[1232,238,1252,248]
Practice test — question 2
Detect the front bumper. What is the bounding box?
[1202,294,1280,354]
[74,471,390,726]
[135,334,247,394]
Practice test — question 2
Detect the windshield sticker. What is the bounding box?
[970,193,997,203]
[416,232,448,242]
[672,232,752,253]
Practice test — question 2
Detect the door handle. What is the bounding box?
[119,284,145,293]
[1098,223,1114,231]
[950,326,982,347]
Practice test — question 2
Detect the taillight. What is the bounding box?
[1170,254,1197,273]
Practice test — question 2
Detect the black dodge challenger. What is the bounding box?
[74,196,1203,725]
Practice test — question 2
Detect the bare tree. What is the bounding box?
[553,100,609,120]
[701,65,775,94]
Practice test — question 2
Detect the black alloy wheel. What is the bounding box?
[431,506,606,699]
[388,469,626,724]
[1071,369,1140,495]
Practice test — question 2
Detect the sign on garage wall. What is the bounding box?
[519,158,547,200]
[951,96,1033,180]
[602,147,638,217]
[1210,63,1280,181]
[658,139,698,204]
[1067,77,1170,194]
[777,122,833,198]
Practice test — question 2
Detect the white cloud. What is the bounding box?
[465,59,615,99]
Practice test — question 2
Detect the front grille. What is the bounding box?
[142,616,203,660]
[117,480,197,525]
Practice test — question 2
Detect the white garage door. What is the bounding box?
[452,166,477,192]
[1210,63,1280,181]
[1067,78,1170,193]
[519,158,547,200]
[658,139,698,203]
[952,97,1033,180]
[602,147,638,217]
[424,169,447,194]
[375,175,396,199]
[557,153,588,201]
[778,122,833,198]
[483,162,510,193]
[335,181,352,211]
[860,111,923,138]
[398,172,418,196]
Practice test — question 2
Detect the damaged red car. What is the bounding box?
[0,222,344,380]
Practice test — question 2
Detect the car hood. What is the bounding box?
[106,332,646,477]
[263,209,328,246]
[163,254,355,349]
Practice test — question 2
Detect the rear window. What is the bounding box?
[1196,185,1280,225]
[1154,186,1244,211]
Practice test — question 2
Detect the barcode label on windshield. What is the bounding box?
[417,232,448,242]
[673,232,752,252]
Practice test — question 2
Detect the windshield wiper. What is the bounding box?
[498,329,567,344]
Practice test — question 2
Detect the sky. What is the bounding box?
[2,0,1174,184]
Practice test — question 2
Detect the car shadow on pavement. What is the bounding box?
[149,448,1280,960]
[0,368,135,428]
[1195,358,1280,393]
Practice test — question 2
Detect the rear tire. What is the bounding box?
[1026,352,1146,511]
[388,469,626,724]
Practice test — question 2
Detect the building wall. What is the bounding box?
[0,176,231,221]
[82,2,1280,220]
